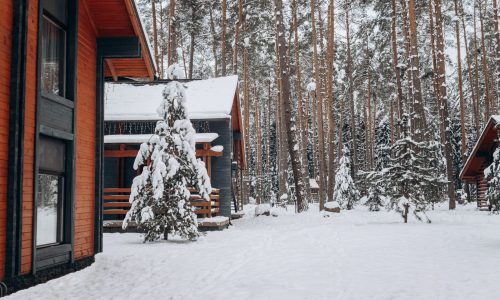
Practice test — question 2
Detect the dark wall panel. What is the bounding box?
[208,120,232,217]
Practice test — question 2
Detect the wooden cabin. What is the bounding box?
[103,77,246,219]
[460,116,500,209]
[0,0,155,293]
[309,179,320,203]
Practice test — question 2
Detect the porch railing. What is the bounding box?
[103,187,221,219]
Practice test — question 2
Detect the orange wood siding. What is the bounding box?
[20,0,39,274]
[74,1,96,259]
[20,0,99,272]
[0,0,14,280]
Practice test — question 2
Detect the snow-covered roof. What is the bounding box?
[104,133,219,144]
[104,76,239,121]
[460,115,500,179]
[309,178,319,189]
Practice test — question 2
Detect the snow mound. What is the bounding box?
[210,145,223,152]
[255,204,272,216]
[325,201,340,209]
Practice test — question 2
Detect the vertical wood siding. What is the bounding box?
[20,0,39,274]
[19,0,98,273]
[74,1,96,259]
[0,0,14,280]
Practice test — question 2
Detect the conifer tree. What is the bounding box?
[381,114,446,223]
[485,146,500,213]
[123,69,211,241]
[364,184,385,212]
[333,145,360,210]
[374,114,391,171]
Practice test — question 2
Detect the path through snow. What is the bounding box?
[8,204,500,300]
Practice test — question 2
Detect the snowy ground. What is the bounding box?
[8,204,500,300]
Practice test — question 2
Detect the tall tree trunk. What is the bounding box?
[391,0,404,120]
[221,0,227,76]
[434,0,457,209]
[311,0,327,210]
[326,0,336,201]
[209,4,219,76]
[188,31,195,79]
[492,0,500,111]
[255,84,263,204]
[460,0,480,134]
[366,45,373,171]
[473,2,483,125]
[400,0,413,118]
[274,0,308,212]
[168,0,177,65]
[159,1,165,77]
[407,0,427,139]
[152,0,159,70]
[233,0,244,74]
[454,0,467,157]
[292,0,312,201]
[479,0,492,121]
[242,48,249,203]
[345,1,358,178]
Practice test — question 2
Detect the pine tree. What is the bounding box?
[364,184,385,212]
[381,114,446,223]
[123,71,211,241]
[485,147,500,213]
[333,145,360,210]
[374,114,391,171]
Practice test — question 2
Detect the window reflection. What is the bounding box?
[36,174,63,246]
[41,16,66,97]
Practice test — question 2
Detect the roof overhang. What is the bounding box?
[460,116,500,181]
[84,0,156,80]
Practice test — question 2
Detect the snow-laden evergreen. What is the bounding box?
[374,114,391,171]
[123,71,211,241]
[484,147,500,212]
[363,185,386,212]
[379,114,447,223]
[333,145,360,210]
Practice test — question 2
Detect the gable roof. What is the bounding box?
[460,115,500,181]
[104,76,239,121]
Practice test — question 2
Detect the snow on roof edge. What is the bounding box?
[104,133,219,144]
[104,76,239,121]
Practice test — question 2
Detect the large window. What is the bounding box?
[36,136,66,247]
[40,16,66,97]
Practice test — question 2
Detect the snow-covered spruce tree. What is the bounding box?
[123,75,211,242]
[333,145,360,210]
[374,114,391,172]
[484,146,500,213]
[364,184,385,212]
[381,114,447,223]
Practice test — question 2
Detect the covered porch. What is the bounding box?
[103,133,224,222]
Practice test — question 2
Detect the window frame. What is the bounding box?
[35,171,65,248]
[33,0,77,273]
[40,15,68,99]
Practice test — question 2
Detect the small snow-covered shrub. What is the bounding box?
[333,146,360,210]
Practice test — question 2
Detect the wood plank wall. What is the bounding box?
[0,0,14,280]
[19,0,98,274]
[74,0,96,259]
[20,0,39,274]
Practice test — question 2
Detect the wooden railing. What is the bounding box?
[103,187,221,218]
